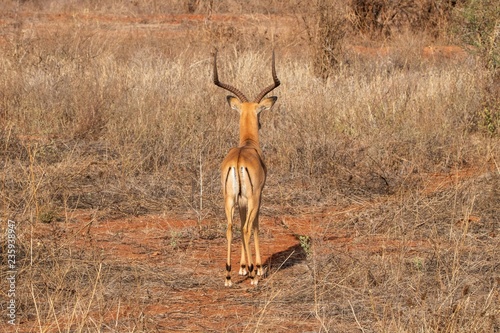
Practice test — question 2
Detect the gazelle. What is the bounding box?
[213,51,280,286]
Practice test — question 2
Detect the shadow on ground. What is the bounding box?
[264,243,307,272]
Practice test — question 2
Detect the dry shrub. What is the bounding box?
[453,0,500,68]
[453,0,500,135]
[351,0,460,37]
[302,0,350,79]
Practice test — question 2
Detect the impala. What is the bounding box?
[213,51,280,286]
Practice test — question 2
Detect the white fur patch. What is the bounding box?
[228,167,238,196]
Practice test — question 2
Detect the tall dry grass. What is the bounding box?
[1,23,495,219]
[0,0,499,332]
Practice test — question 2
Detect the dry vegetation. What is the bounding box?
[1,0,499,332]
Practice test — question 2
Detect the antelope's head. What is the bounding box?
[213,51,280,130]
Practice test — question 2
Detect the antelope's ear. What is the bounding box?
[226,96,242,113]
[257,96,277,114]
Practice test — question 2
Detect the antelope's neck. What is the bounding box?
[238,110,260,148]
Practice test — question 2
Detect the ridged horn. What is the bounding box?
[253,51,280,103]
[213,50,249,103]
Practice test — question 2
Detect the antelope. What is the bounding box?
[213,51,280,286]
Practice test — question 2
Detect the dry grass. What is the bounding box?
[1,0,499,332]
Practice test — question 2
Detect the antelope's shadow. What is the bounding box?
[233,243,308,285]
[263,243,307,273]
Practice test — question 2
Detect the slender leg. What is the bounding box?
[253,214,264,277]
[238,203,248,275]
[225,200,235,287]
[242,220,254,283]
[239,244,247,275]
[244,205,261,285]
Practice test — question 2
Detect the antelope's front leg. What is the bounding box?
[239,244,248,276]
[238,204,248,276]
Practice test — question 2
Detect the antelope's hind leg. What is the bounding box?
[224,199,235,287]
[253,214,264,277]
[243,203,262,285]
[248,208,264,286]
[223,166,238,287]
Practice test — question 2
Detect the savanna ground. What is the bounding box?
[0,0,499,332]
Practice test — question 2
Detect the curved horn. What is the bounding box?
[213,50,249,103]
[254,51,280,103]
